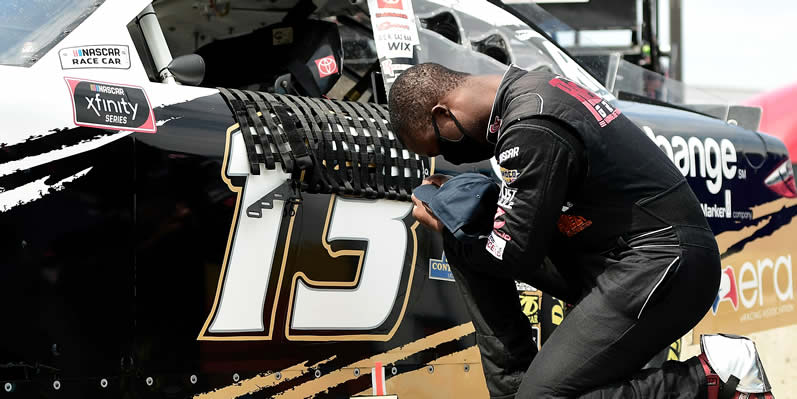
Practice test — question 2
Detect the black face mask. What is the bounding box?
[432,110,495,165]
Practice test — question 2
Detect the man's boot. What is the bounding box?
[698,334,774,399]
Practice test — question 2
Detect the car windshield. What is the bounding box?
[0,0,103,67]
[406,0,614,100]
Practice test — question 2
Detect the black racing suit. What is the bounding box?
[443,66,720,398]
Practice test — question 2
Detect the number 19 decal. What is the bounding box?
[198,122,422,341]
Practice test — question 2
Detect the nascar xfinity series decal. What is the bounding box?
[65,78,156,133]
[59,45,131,70]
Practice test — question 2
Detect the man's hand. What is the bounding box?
[424,174,452,187]
[410,174,452,233]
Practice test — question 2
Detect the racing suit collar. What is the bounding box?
[486,65,527,144]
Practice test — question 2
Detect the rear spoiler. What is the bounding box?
[682,104,763,132]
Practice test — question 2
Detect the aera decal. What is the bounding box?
[377,0,403,10]
[711,255,794,316]
[64,78,156,133]
[549,77,621,127]
[712,266,740,314]
[429,253,454,282]
[59,45,130,70]
[314,55,338,78]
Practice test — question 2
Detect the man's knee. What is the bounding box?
[515,378,566,399]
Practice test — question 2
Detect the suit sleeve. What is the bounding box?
[443,118,584,293]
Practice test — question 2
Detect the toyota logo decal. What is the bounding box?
[314,55,338,78]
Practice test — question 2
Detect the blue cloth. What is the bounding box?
[413,173,499,241]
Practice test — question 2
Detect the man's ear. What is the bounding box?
[431,104,449,120]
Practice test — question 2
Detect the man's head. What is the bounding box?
[388,63,496,164]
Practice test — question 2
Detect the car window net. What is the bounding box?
[218,89,427,202]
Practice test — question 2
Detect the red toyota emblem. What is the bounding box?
[377,0,403,10]
[314,55,338,78]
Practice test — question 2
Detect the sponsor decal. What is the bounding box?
[492,208,512,241]
[549,77,620,127]
[551,299,566,326]
[711,255,793,315]
[700,190,751,220]
[519,290,543,349]
[497,183,517,209]
[493,230,512,241]
[486,231,507,260]
[500,167,519,184]
[701,189,732,219]
[515,281,535,291]
[314,55,338,78]
[375,12,408,19]
[373,30,415,58]
[386,41,411,52]
[380,59,395,77]
[377,0,403,9]
[493,207,507,230]
[642,126,743,195]
[272,27,294,45]
[712,266,739,314]
[65,78,156,133]
[498,146,519,163]
[667,339,682,361]
[377,21,409,31]
[369,0,418,61]
[557,214,592,237]
[489,116,502,134]
[59,45,130,70]
[429,253,454,282]
[519,291,541,324]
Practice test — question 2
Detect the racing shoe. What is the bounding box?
[698,334,774,399]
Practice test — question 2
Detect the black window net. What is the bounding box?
[218,88,428,202]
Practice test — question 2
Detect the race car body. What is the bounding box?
[0,0,795,397]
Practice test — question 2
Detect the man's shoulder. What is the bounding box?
[504,69,554,90]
